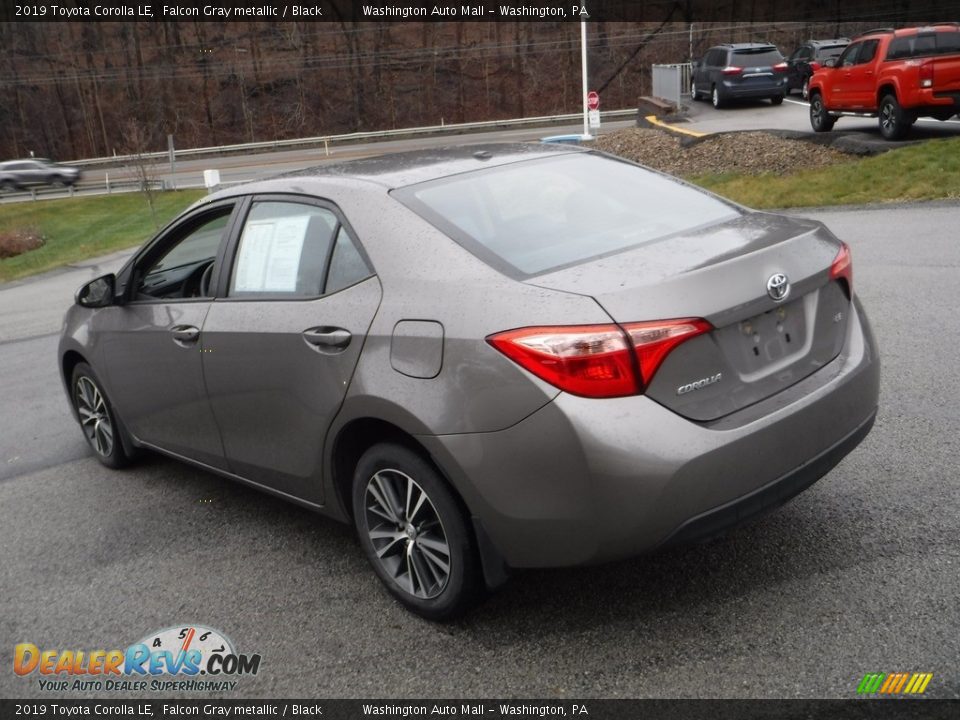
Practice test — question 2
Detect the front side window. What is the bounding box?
[838,42,861,67]
[858,40,879,64]
[229,201,371,298]
[135,207,233,300]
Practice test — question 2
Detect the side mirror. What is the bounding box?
[76,273,116,308]
[823,58,837,68]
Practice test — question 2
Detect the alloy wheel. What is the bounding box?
[363,468,451,600]
[75,376,114,457]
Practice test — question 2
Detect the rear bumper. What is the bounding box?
[723,79,787,98]
[420,296,879,569]
[659,407,876,548]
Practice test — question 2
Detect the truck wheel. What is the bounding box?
[809,92,835,132]
[770,95,784,106]
[879,94,911,140]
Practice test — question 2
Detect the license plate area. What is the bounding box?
[717,295,808,375]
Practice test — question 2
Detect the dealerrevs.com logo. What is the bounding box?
[857,672,934,696]
[14,625,261,692]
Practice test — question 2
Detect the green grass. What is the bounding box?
[0,190,205,283]
[688,136,960,208]
[3,139,960,283]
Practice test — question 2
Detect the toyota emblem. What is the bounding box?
[767,273,790,302]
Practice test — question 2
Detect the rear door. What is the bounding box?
[932,30,960,95]
[200,196,381,502]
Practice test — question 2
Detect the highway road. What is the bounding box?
[0,119,637,205]
[1,201,958,699]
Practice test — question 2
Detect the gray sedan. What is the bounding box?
[59,144,879,619]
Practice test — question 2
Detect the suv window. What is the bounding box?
[229,201,371,298]
[731,48,783,66]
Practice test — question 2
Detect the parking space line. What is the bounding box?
[644,115,707,138]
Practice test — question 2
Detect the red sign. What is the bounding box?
[587,91,600,111]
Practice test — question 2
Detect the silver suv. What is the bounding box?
[0,158,82,191]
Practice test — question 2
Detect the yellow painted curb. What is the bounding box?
[644,115,707,138]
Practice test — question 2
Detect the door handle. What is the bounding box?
[171,325,200,347]
[302,327,352,353]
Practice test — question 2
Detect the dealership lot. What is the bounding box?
[1,200,958,698]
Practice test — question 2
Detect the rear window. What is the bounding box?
[731,48,783,66]
[395,154,740,277]
[887,31,960,59]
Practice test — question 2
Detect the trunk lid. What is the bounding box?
[529,212,851,421]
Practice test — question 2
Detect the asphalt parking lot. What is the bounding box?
[1,199,958,699]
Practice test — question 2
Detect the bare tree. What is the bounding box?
[122,119,161,227]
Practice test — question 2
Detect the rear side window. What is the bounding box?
[397,154,740,277]
[887,31,960,60]
[731,48,783,66]
[936,31,960,53]
[229,201,371,298]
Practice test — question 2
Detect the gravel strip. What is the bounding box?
[588,128,854,177]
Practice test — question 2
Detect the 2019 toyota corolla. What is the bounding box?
[59,144,880,619]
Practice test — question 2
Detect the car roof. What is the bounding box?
[263,143,584,190]
[714,43,778,50]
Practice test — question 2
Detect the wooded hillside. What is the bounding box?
[0,14,930,160]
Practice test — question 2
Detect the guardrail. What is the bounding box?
[0,178,167,204]
[1,109,641,203]
[67,108,639,167]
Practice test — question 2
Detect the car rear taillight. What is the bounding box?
[722,66,743,76]
[920,60,934,88]
[829,242,853,294]
[622,319,713,386]
[809,61,821,72]
[487,319,712,398]
[773,62,789,72]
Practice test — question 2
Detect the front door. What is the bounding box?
[98,202,239,469]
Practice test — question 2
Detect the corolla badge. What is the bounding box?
[767,273,790,302]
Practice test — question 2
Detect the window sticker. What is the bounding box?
[233,215,310,292]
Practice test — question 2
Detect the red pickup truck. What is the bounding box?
[807,24,960,139]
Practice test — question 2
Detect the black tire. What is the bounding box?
[71,362,135,469]
[691,79,701,101]
[879,94,911,140]
[809,92,835,132]
[770,95,784,106]
[711,85,724,109]
[801,77,810,99]
[352,443,483,620]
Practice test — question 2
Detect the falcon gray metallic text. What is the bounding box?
[59,144,880,618]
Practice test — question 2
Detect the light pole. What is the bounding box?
[580,4,592,140]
